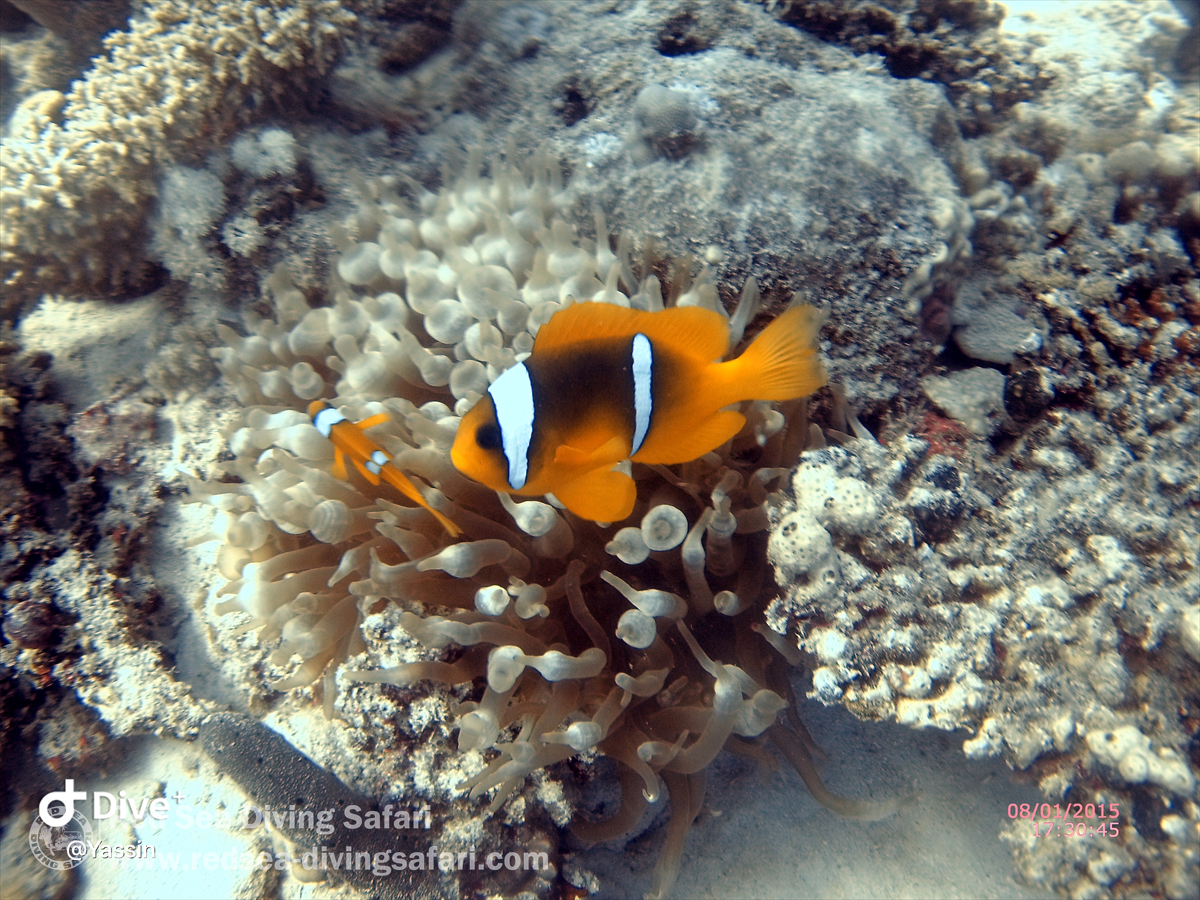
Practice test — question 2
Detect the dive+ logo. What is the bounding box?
[29,780,93,871]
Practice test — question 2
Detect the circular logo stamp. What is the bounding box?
[28,805,93,871]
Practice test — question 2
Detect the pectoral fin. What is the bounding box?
[331,447,349,481]
[554,434,628,472]
[355,413,391,431]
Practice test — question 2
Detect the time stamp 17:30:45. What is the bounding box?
[1007,802,1122,839]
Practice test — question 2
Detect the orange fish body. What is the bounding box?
[308,400,460,536]
[451,301,826,523]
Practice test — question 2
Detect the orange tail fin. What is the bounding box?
[725,305,827,402]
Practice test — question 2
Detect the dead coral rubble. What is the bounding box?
[768,0,1049,138]
[766,397,1199,899]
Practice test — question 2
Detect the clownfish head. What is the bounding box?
[452,394,517,493]
[453,360,542,494]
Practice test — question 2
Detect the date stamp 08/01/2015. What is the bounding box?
[1007,802,1123,839]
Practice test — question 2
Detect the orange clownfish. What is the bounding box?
[308,400,460,536]
[451,301,827,523]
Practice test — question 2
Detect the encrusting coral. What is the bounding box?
[187,149,908,898]
[0,0,355,305]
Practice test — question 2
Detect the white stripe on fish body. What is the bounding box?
[312,404,346,437]
[631,332,653,456]
[365,449,389,476]
[489,361,535,490]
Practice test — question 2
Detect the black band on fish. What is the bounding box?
[488,362,535,490]
[631,332,653,456]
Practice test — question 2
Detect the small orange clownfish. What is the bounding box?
[308,400,461,537]
[451,301,827,523]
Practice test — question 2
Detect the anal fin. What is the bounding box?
[331,448,349,481]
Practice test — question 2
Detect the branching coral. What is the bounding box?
[188,149,908,897]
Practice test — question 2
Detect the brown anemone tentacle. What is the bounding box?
[768,723,914,820]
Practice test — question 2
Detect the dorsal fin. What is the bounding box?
[534,301,729,361]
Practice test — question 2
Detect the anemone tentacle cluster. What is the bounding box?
[189,151,896,897]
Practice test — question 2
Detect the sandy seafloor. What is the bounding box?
[1,2,1198,900]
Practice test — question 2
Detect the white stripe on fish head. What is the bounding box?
[312,405,346,437]
[488,362,535,490]
[631,332,653,456]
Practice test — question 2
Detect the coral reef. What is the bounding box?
[750,8,1200,895]
[767,0,1041,138]
[767,418,1198,897]
[0,0,355,307]
[0,301,207,808]
[186,147,913,897]
[631,83,703,162]
[2,1,1197,898]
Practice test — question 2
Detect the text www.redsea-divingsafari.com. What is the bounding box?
[99,843,551,876]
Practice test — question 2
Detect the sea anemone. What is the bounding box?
[187,149,907,897]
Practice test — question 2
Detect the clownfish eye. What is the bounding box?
[475,422,502,451]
